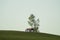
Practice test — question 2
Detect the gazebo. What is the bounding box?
[25,28,34,32]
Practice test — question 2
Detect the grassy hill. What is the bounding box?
[0,30,60,40]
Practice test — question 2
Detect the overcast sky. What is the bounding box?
[0,0,60,35]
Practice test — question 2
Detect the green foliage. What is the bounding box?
[28,14,35,23]
[28,21,33,27]
[28,14,40,32]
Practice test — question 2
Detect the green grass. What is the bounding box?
[0,30,60,40]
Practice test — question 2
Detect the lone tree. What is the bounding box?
[28,14,40,32]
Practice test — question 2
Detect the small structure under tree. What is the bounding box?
[25,14,40,32]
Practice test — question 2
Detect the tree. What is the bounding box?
[28,14,40,32]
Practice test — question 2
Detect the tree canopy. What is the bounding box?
[28,14,40,32]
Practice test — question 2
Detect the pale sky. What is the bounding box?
[0,0,60,35]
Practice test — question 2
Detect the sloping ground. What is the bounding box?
[0,30,60,40]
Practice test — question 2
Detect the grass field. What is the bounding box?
[0,30,60,40]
